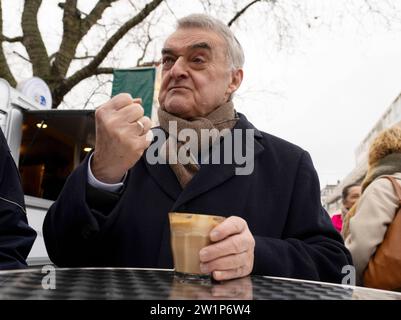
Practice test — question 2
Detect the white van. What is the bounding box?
[0,78,95,266]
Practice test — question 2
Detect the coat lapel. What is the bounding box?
[143,114,264,208]
[143,159,182,201]
[172,113,264,210]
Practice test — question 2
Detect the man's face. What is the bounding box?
[158,27,243,119]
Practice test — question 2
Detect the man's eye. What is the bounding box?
[162,57,175,66]
[192,57,204,64]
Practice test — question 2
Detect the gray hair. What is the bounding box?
[176,14,245,70]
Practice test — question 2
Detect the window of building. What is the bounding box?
[18,110,95,201]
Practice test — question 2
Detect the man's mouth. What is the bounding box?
[168,86,190,91]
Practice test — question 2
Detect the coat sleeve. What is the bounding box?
[42,154,122,267]
[252,151,353,284]
[345,177,399,285]
[0,133,37,270]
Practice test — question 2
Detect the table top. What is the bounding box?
[0,268,400,300]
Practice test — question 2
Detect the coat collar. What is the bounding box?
[144,113,264,208]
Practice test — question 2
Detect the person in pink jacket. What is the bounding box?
[331,184,361,233]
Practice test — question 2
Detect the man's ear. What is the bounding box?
[227,68,244,96]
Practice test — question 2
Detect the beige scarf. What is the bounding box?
[157,101,238,188]
[342,153,401,239]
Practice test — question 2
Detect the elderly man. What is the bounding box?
[43,14,352,283]
[1,129,36,269]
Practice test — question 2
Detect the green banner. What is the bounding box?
[111,67,156,117]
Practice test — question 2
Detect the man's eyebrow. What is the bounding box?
[189,42,212,51]
[161,42,212,55]
[161,48,175,55]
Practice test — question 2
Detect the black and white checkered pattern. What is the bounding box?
[0,268,400,300]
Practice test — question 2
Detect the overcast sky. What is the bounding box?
[232,4,401,187]
[3,0,401,187]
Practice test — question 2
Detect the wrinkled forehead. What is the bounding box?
[162,27,228,57]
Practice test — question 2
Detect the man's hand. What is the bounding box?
[92,93,152,183]
[199,216,255,281]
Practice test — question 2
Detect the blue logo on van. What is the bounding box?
[34,94,47,107]
[39,95,46,106]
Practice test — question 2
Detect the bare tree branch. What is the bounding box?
[21,0,51,81]
[81,0,119,32]
[74,55,96,60]
[51,0,117,83]
[164,0,178,19]
[52,0,163,107]
[197,0,213,13]
[95,67,114,74]
[228,0,261,27]
[49,52,57,62]
[1,35,23,43]
[136,35,152,66]
[362,0,394,29]
[127,0,138,11]
[12,50,31,63]
[82,77,113,109]
[136,20,153,66]
[138,60,160,67]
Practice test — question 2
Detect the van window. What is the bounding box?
[18,110,95,201]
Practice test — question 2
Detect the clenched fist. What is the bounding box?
[91,93,152,183]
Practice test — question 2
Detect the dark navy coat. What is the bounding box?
[0,129,36,270]
[43,114,352,283]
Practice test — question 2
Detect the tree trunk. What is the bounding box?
[0,1,16,87]
[21,0,51,82]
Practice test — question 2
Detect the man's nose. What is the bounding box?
[170,57,188,79]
